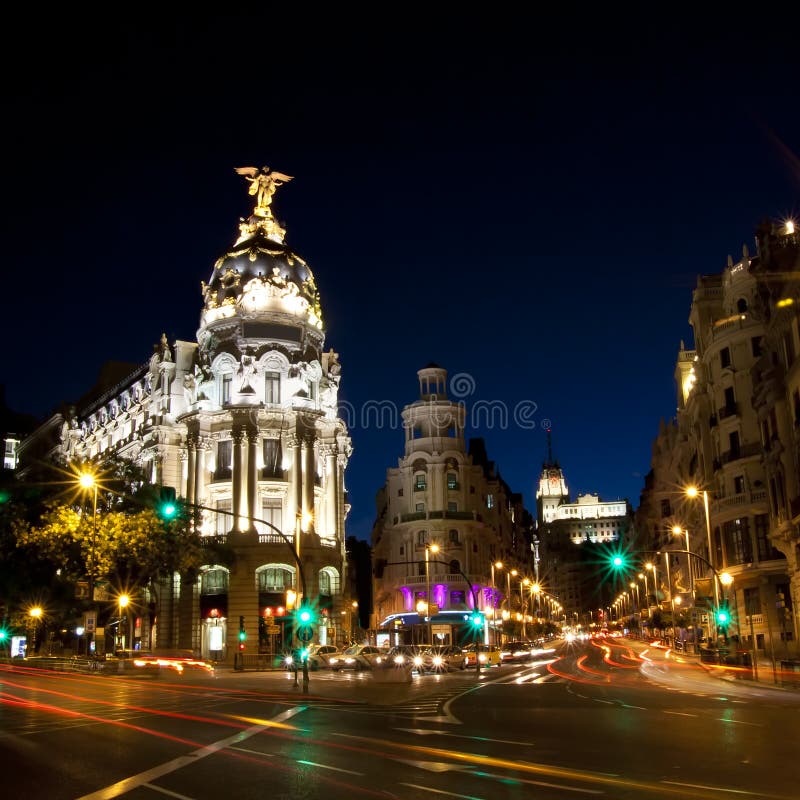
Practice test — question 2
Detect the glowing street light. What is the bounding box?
[685,485,719,642]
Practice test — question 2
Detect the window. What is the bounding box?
[216,499,232,535]
[472,542,478,553]
[416,503,425,512]
[417,530,428,545]
[723,518,752,565]
[448,529,460,544]
[487,494,495,509]
[307,380,317,401]
[755,514,778,561]
[399,545,404,556]
[259,568,292,591]
[447,472,458,490]
[215,440,232,479]
[258,500,282,537]
[262,438,281,478]
[752,337,762,357]
[265,371,280,404]
[449,559,460,574]
[201,568,228,595]
[660,498,672,518]
[418,562,426,576]
[744,586,761,618]
[734,475,745,495]
[720,347,731,369]
[783,330,796,368]
[398,488,403,497]
[319,571,331,595]
[415,473,427,491]
[724,386,735,411]
[448,501,457,512]
[222,374,232,404]
[728,431,740,458]
[737,298,748,313]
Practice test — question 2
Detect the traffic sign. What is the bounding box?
[298,627,313,642]
[265,625,280,635]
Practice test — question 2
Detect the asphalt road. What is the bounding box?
[2,638,798,799]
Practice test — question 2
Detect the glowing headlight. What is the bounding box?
[433,656,443,667]
[394,655,405,664]
[345,658,355,664]
[479,653,487,663]
[413,656,423,666]
[284,656,294,666]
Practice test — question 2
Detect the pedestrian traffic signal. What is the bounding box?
[238,615,247,650]
[296,604,314,642]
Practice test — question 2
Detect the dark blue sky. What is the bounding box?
[3,14,798,541]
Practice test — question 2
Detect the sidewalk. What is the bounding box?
[626,637,800,693]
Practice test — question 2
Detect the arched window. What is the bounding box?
[448,529,460,544]
[737,298,748,313]
[200,567,229,595]
[417,529,428,545]
[449,559,460,575]
[258,566,294,592]
[318,567,341,596]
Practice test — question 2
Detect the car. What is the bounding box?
[128,649,215,674]
[423,645,467,672]
[499,641,534,664]
[462,644,502,667]
[328,645,385,671]
[388,645,429,672]
[304,644,340,670]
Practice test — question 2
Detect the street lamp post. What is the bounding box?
[118,594,130,651]
[28,606,43,656]
[79,472,99,654]
[521,578,529,639]
[686,486,719,643]
[491,561,502,646]
[425,543,439,645]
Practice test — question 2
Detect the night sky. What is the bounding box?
[3,14,798,541]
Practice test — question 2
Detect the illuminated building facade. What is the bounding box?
[371,365,533,645]
[639,218,797,656]
[18,172,352,663]
[535,447,634,624]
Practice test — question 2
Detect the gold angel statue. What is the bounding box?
[234,166,294,212]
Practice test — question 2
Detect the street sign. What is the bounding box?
[298,627,313,642]
[265,625,280,635]
[84,613,96,633]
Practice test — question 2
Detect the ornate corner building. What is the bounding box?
[370,365,534,646]
[17,169,352,663]
[638,218,799,657]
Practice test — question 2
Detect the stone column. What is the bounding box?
[286,434,299,531]
[186,434,197,505]
[195,439,208,508]
[232,429,245,532]
[247,430,258,532]
[302,436,315,531]
[324,446,337,539]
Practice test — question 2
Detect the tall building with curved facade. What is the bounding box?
[18,170,352,663]
[371,365,533,646]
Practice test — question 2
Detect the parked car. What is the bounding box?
[305,644,340,670]
[329,645,385,671]
[423,645,467,672]
[499,641,534,664]
[462,644,502,667]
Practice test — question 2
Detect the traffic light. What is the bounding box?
[0,628,7,643]
[716,607,730,628]
[157,487,180,520]
[238,615,246,651]
[468,611,484,629]
[296,604,314,642]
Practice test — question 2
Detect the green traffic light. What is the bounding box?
[717,610,729,624]
[161,503,177,518]
[612,555,624,568]
[0,630,6,641]
[298,608,312,624]
[238,630,247,641]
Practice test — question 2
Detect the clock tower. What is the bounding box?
[536,429,569,523]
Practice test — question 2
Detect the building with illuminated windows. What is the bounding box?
[17,170,352,663]
[535,438,635,624]
[370,365,534,646]
[638,218,798,657]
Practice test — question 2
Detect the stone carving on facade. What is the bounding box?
[157,333,172,363]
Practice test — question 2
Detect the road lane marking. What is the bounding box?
[141,784,194,800]
[716,718,764,726]
[663,711,698,717]
[400,782,485,798]
[296,759,362,775]
[394,728,539,747]
[661,780,776,796]
[75,706,306,800]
